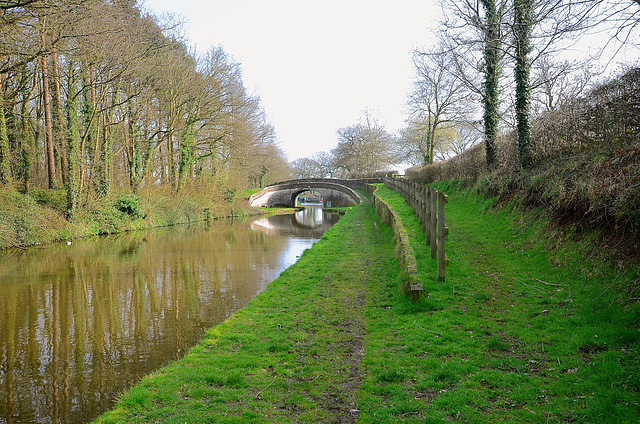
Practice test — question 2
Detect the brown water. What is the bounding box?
[0,208,338,424]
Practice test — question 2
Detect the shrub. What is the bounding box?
[224,188,236,203]
[29,188,67,213]
[115,195,146,219]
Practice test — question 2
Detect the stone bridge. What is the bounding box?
[248,178,382,208]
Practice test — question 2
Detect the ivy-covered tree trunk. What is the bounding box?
[514,0,534,168]
[482,0,501,170]
[65,61,82,218]
[259,165,268,188]
[42,48,58,189]
[168,129,177,190]
[95,108,113,198]
[129,124,143,193]
[96,84,119,198]
[82,65,99,193]
[124,97,142,193]
[427,116,439,165]
[18,69,36,192]
[0,98,12,186]
[177,124,195,191]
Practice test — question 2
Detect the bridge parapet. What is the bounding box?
[267,178,382,190]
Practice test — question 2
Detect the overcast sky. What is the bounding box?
[141,0,440,162]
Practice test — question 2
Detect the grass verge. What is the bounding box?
[361,181,640,423]
[93,194,408,423]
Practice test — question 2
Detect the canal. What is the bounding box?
[0,207,339,424]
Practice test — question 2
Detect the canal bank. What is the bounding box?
[94,186,639,423]
[94,192,404,423]
[0,186,295,250]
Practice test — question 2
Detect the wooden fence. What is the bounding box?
[383,177,449,281]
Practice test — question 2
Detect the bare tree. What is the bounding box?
[437,0,638,170]
[407,44,471,165]
[312,151,338,178]
[290,151,337,179]
[291,157,320,179]
[434,121,483,161]
[0,0,290,202]
[439,0,510,169]
[332,109,395,177]
[531,57,596,116]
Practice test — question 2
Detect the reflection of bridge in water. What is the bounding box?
[248,178,382,208]
[250,207,340,238]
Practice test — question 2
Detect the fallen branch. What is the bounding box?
[530,278,563,287]
[522,282,545,293]
[0,233,26,250]
[255,375,277,399]
[414,320,442,337]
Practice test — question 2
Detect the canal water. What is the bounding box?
[0,208,339,424]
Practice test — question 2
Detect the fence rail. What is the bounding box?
[383,177,449,281]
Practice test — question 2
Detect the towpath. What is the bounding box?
[95,186,639,423]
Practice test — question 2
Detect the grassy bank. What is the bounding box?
[94,184,639,423]
[0,186,276,250]
[408,68,640,260]
[365,183,639,423]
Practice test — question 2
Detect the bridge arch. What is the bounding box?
[248,179,367,208]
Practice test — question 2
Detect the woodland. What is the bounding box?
[1,0,639,253]
[0,0,290,220]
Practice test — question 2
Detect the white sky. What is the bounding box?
[141,0,439,162]
[140,1,639,164]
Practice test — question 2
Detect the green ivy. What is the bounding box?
[115,195,145,219]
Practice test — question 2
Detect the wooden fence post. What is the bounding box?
[437,191,449,281]
[430,188,437,259]
[418,184,425,230]
[382,178,450,283]
[410,182,415,210]
[425,187,431,243]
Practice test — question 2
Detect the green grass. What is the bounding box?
[93,182,640,423]
[237,188,261,198]
[361,180,640,423]
[94,195,408,423]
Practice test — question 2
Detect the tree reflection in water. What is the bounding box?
[0,210,338,424]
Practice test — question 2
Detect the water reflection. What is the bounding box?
[0,209,339,424]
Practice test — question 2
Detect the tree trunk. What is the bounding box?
[19,66,36,192]
[96,101,112,198]
[96,81,119,198]
[514,0,534,168]
[126,99,143,193]
[51,43,68,186]
[482,0,500,170]
[81,65,98,194]
[42,50,57,188]
[168,132,176,190]
[0,93,12,186]
[177,124,195,191]
[65,61,81,218]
